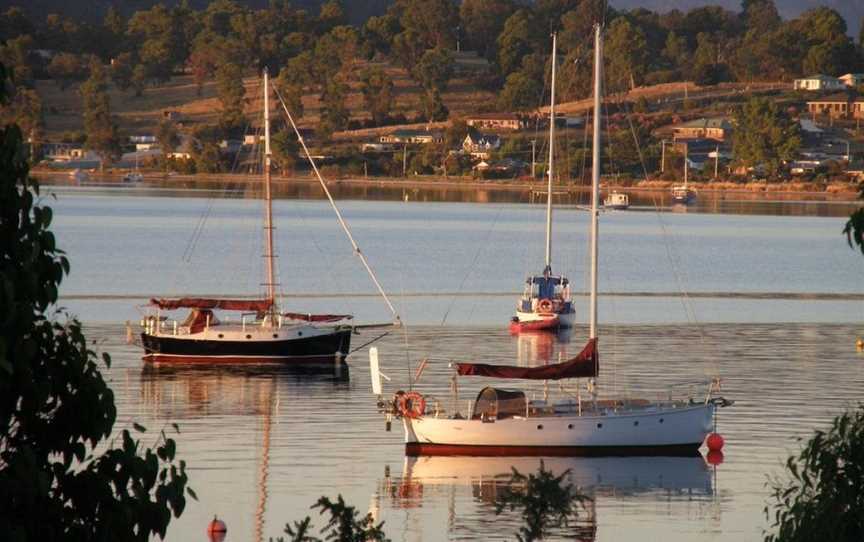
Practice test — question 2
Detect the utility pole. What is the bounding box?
[531,139,536,178]
[661,140,666,173]
[714,145,719,179]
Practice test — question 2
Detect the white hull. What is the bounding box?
[403,403,714,455]
[515,309,576,327]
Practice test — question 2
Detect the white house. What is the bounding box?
[462,132,501,159]
[793,75,844,91]
[839,73,864,87]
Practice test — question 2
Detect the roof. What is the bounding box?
[675,117,733,130]
[387,129,442,138]
[467,112,521,120]
[839,73,864,79]
[806,92,858,104]
[798,74,840,81]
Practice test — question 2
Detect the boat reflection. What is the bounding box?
[515,327,575,366]
[376,455,713,541]
[140,362,349,417]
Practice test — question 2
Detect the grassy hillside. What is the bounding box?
[37,53,497,139]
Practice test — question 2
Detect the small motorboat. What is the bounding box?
[603,191,629,210]
[508,314,559,333]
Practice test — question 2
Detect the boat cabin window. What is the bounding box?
[472,387,527,420]
[527,275,567,299]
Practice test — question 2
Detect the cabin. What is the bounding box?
[379,129,443,145]
[472,387,527,420]
[793,75,844,91]
[806,93,864,119]
[466,112,525,131]
[673,117,733,141]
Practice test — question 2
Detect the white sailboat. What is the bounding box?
[140,70,400,364]
[671,144,696,204]
[123,149,143,183]
[511,33,576,333]
[373,26,731,456]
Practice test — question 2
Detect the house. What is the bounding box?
[462,131,501,159]
[839,73,864,88]
[472,158,526,177]
[243,134,264,146]
[360,142,396,153]
[673,117,733,141]
[466,113,525,131]
[42,142,85,161]
[379,129,443,145]
[806,93,864,119]
[163,110,184,121]
[793,75,844,91]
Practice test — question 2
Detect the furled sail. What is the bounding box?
[456,338,598,380]
[149,298,273,312]
[282,312,353,322]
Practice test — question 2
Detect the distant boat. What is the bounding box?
[122,172,143,183]
[139,70,399,365]
[373,26,732,457]
[603,191,629,210]
[511,33,574,334]
[671,146,696,204]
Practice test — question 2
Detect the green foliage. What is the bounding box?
[280,495,389,542]
[415,47,454,95]
[498,70,542,111]
[0,89,192,539]
[47,53,85,90]
[127,4,188,83]
[732,97,800,177]
[319,77,349,139]
[605,17,648,92]
[0,35,34,85]
[80,58,120,169]
[110,52,135,92]
[459,0,516,60]
[495,462,591,542]
[765,405,864,541]
[216,62,246,131]
[360,67,394,125]
[844,184,864,255]
[156,119,180,155]
[421,89,448,122]
[271,129,299,174]
[497,10,534,76]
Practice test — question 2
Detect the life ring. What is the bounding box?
[538,298,554,312]
[397,391,426,419]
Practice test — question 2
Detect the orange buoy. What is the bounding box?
[208,516,227,540]
[706,432,724,452]
[706,450,724,466]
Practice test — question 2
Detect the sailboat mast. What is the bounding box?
[544,33,557,272]
[263,69,276,307]
[589,25,602,340]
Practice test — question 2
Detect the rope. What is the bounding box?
[348,330,392,355]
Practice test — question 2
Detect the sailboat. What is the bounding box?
[140,70,399,364]
[511,34,575,334]
[670,143,696,204]
[373,26,731,456]
[123,149,143,183]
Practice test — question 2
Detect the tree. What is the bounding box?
[280,495,389,542]
[360,67,393,125]
[421,88,449,121]
[605,18,648,92]
[498,70,542,111]
[157,119,180,156]
[110,52,135,92]
[0,35,34,85]
[0,62,192,540]
[845,186,864,255]
[498,10,534,76]
[459,0,516,59]
[127,4,186,83]
[216,62,246,131]
[741,0,780,32]
[271,129,299,174]
[80,59,120,170]
[274,69,305,119]
[415,47,454,95]
[392,0,458,50]
[318,77,349,139]
[764,405,864,541]
[47,53,85,90]
[318,0,346,34]
[732,97,800,177]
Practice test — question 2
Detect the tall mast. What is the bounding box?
[589,24,602,340]
[544,33,557,273]
[263,69,276,307]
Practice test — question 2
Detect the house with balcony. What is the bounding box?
[793,75,844,91]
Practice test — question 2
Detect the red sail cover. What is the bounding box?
[456,338,598,380]
[149,298,273,312]
[283,312,353,322]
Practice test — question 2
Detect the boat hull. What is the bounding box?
[514,309,575,328]
[141,326,352,364]
[403,403,714,456]
[509,315,559,333]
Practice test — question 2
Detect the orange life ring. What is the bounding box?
[538,298,554,312]
[398,391,426,419]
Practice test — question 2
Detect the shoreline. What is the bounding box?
[32,168,863,202]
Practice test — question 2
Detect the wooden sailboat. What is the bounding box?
[511,34,575,334]
[140,70,399,364]
[374,26,731,456]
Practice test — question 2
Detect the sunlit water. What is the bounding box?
[42,187,864,541]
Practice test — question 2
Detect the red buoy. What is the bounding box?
[208,516,227,541]
[706,450,724,466]
[706,432,725,452]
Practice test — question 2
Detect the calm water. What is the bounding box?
[44,187,864,541]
